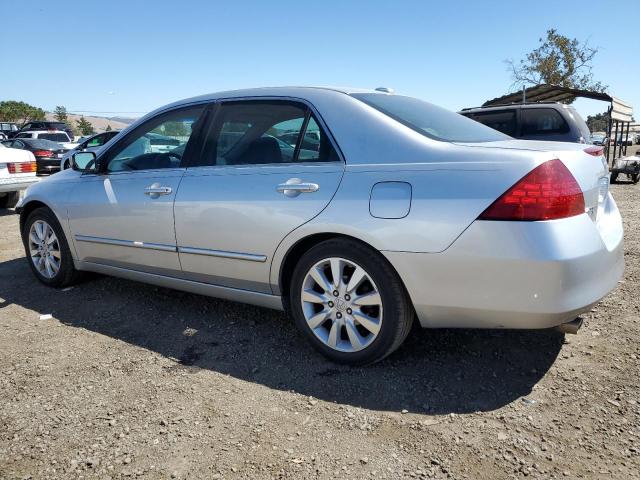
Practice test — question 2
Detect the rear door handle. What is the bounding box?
[276,178,319,197]
[144,183,172,198]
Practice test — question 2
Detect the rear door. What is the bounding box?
[174,99,345,293]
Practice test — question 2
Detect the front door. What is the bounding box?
[174,100,344,293]
[67,105,206,276]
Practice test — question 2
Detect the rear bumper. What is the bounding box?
[384,200,624,329]
[0,176,38,193]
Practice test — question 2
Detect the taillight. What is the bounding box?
[7,162,37,174]
[584,146,604,157]
[33,150,53,157]
[478,159,585,221]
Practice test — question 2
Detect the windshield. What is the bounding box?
[351,93,510,143]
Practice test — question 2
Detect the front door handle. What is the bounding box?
[144,183,172,199]
[276,178,320,197]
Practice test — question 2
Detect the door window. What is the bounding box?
[105,106,205,173]
[199,101,339,167]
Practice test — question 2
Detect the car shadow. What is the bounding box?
[0,257,564,415]
[0,208,17,217]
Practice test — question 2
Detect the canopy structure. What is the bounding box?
[482,84,614,106]
[482,84,634,164]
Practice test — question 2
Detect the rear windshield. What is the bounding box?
[351,93,510,143]
[24,139,65,149]
[38,133,69,142]
[462,110,517,136]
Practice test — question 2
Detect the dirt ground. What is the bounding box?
[1,166,639,479]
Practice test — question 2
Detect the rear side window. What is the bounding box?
[520,108,569,135]
[199,101,339,167]
[351,93,509,143]
[464,110,517,136]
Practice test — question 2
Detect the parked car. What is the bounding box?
[60,130,120,169]
[1,138,69,175]
[12,121,74,141]
[13,130,77,150]
[0,143,37,208]
[0,122,19,140]
[615,134,634,146]
[460,102,592,144]
[590,133,607,146]
[16,87,623,364]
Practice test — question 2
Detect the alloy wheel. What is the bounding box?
[28,220,61,279]
[300,257,383,352]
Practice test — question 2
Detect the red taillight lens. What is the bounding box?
[478,159,585,221]
[584,146,604,157]
[33,150,53,157]
[7,161,37,174]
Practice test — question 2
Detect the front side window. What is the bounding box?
[520,108,569,135]
[463,110,517,136]
[106,106,205,173]
[351,93,510,143]
[199,101,339,167]
[86,133,108,148]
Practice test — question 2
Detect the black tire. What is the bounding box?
[289,238,414,365]
[22,207,80,288]
[610,172,618,184]
[0,191,20,209]
[632,173,640,184]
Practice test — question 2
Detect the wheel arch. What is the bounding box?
[19,200,51,234]
[276,232,409,302]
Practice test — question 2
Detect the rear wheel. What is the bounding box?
[0,191,20,209]
[290,238,413,365]
[610,172,618,184]
[22,207,80,288]
[631,173,639,184]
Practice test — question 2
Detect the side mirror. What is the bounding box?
[72,151,99,172]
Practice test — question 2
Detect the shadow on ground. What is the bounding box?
[0,257,564,414]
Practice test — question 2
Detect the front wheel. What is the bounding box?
[22,207,80,287]
[290,238,414,365]
[610,172,618,184]
[631,173,639,184]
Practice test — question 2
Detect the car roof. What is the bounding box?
[19,130,68,134]
[164,86,378,108]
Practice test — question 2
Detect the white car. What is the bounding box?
[0,144,38,208]
[14,130,79,150]
[60,130,120,170]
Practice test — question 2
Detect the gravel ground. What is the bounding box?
[1,170,639,479]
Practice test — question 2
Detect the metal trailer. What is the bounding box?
[482,84,636,184]
[606,98,638,183]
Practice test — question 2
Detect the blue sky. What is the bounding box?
[2,0,637,120]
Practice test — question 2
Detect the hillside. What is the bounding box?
[44,113,132,133]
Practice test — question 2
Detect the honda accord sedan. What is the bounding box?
[17,87,624,364]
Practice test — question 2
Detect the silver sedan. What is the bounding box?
[17,87,624,364]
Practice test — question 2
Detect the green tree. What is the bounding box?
[586,112,610,133]
[506,29,606,96]
[76,116,95,136]
[54,106,68,122]
[0,100,46,124]
[105,124,112,132]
